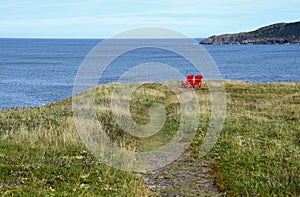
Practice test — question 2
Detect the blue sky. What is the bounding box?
[0,0,299,38]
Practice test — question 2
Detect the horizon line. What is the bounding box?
[0,37,206,40]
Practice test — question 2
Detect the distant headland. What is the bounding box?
[200,21,300,44]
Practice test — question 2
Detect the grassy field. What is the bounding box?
[211,82,300,196]
[0,81,299,196]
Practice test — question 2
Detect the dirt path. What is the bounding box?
[138,154,221,196]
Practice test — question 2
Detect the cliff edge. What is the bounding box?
[200,21,300,44]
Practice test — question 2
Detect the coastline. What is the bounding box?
[1,80,299,111]
[201,21,300,45]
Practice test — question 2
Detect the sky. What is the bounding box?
[0,0,299,38]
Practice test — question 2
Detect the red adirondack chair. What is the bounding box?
[181,75,194,88]
[193,75,203,88]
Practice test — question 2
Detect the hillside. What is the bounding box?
[0,81,299,196]
[200,21,300,44]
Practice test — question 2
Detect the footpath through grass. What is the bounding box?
[0,81,299,196]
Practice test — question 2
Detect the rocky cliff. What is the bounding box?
[200,21,300,44]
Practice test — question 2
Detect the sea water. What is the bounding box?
[0,38,299,109]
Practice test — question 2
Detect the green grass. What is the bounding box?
[0,81,299,196]
[0,98,152,196]
[210,82,300,196]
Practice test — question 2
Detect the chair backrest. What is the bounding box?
[195,75,203,81]
[187,75,194,83]
[194,75,203,88]
[182,75,194,88]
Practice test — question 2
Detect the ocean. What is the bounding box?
[0,38,299,109]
